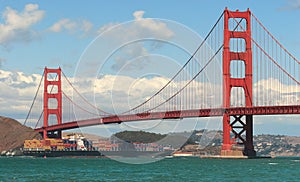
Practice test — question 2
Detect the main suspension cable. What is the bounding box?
[121,11,225,114]
[23,70,45,126]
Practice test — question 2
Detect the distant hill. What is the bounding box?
[0,116,42,155]
[113,130,166,143]
[112,130,193,149]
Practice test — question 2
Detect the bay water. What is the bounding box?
[0,157,300,181]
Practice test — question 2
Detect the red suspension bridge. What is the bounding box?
[24,8,300,157]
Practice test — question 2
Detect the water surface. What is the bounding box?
[0,157,299,181]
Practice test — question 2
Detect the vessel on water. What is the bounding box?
[23,134,175,158]
[23,134,103,157]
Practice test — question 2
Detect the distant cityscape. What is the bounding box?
[92,138,174,152]
[179,131,300,156]
[75,130,300,156]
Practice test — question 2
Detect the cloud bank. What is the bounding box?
[1,68,299,121]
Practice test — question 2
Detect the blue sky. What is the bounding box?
[1,0,300,75]
[1,0,300,136]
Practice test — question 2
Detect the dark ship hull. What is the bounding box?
[23,150,103,157]
[23,150,173,158]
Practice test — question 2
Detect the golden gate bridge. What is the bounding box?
[24,8,300,157]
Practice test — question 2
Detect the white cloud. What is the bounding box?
[132,11,174,39]
[97,10,173,39]
[48,18,93,35]
[0,69,42,120]
[69,74,176,115]
[95,10,174,71]
[0,4,45,46]
[81,19,93,33]
[253,78,300,106]
[48,18,75,32]
[133,11,144,20]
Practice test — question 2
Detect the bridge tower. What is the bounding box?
[43,67,62,139]
[222,8,256,156]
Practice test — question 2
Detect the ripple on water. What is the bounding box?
[268,162,278,165]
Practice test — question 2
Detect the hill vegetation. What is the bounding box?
[113,130,166,143]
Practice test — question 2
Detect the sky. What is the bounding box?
[1,0,300,136]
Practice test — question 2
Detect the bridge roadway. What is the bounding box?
[35,105,300,133]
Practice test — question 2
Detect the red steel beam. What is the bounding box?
[35,105,300,133]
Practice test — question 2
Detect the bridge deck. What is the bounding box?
[35,105,300,133]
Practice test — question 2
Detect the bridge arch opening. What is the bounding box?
[47,85,58,94]
[230,60,245,78]
[230,87,246,107]
[47,73,59,81]
[48,98,58,109]
[230,38,246,52]
[228,18,247,31]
